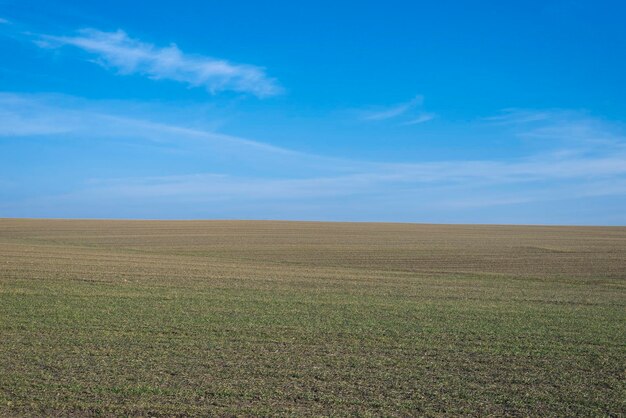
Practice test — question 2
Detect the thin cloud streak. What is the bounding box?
[486,109,625,148]
[0,93,294,155]
[3,92,625,183]
[86,158,626,201]
[483,108,553,125]
[2,92,625,221]
[5,170,626,223]
[35,28,281,97]
[361,95,424,121]
[402,113,436,125]
[3,92,626,173]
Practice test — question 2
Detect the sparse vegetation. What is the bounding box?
[1,219,624,416]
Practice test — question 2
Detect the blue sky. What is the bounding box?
[1,0,625,224]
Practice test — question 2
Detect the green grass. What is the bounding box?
[1,219,625,416]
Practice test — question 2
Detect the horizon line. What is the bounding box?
[1,217,623,228]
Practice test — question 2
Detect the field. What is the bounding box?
[0,219,624,416]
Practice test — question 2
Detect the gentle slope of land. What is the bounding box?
[1,219,625,415]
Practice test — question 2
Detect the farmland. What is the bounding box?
[0,219,624,416]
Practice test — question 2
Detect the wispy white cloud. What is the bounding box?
[361,95,423,121]
[520,118,622,146]
[0,92,293,155]
[84,153,626,202]
[5,165,626,222]
[483,108,553,125]
[0,17,9,24]
[360,95,436,126]
[35,28,281,97]
[2,92,625,222]
[5,93,624,182]
[402,113,436,125]
[485,108,624,148]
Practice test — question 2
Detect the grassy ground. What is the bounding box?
[0,219,624,416]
